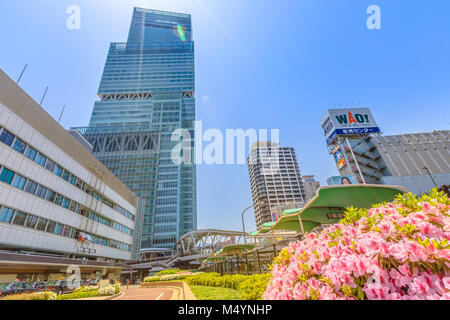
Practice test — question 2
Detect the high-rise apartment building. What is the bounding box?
[301,175,320,202]
[75,8,197,259]
[247,142,307,230]
[0,70,137,281]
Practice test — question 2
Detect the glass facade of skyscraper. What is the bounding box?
[75,8,197,259]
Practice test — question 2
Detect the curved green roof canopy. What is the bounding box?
[203,256,227,263]
[217,244,255,255]
[271,184,406,233]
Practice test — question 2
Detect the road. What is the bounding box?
[112,286,174,300]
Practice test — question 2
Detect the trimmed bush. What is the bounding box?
[98,286,116,296]
[144,276,160,283]
[56,289,99,300]
[239,274,271,300]
[184,272,271,299]
[0,291,57,300]
[160,274,186,281]
[263,190,450,300]
[73,286,98,293]
[156,269,181,276]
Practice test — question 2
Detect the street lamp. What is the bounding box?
[423,167,438,188]
[241,205,253,244]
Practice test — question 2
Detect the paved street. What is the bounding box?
[112,286,174,300]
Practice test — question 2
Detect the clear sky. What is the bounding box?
[1,0,449,233]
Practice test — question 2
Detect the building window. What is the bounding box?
[0,207,14,223]
[69,201,78,213]
[54,223,63,236]
[62,169,70,182]
[46,221,56,233]
[69,175,77,185]
[13,138,27,154]
[46,190,56,202]
[36,185,48,199]
[53,164,63,177]
[35,153,47,167]
[25,215,38,229]
[12,211,27,226]
[62,198,71,209]
[36,218,48,231]
[62,226,71,238]
[45,159,56,173]
[25,146,38,161]
[0,168,15,185]
[55,194,63,206]
[24,180,38,195]
[12,174,27,190]
[0,130,15,146]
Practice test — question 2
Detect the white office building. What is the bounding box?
[0,69,138,281]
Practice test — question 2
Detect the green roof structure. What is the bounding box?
[271,184,406,233]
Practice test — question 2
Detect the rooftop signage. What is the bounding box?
[321,108,381,145]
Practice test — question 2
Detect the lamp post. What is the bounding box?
[241,205,253,244]
[423,167,438,189]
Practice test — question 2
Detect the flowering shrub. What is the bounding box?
[156,269,182,276]
[144,276,160,283]
[98,286,116,296]
[74,286,98,293]
[160,274,186,281]
[263,190,450,300]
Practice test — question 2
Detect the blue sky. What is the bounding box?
[1,0,449,233]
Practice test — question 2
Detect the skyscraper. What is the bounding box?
[247,142,307,229]
[75,8,197,259]
[301,175,320,202]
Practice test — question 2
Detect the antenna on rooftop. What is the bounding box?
[39,86,49,106]
[17,64,28,84]
[58,105,66,123]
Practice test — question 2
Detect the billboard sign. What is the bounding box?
[333,147,346,170]
[271,211,278,222]
[327,175,359,186]
[321,108,380,145]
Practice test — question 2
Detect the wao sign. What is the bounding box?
[321,108,381,145]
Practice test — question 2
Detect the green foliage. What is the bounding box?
[185,273,222,287]
[185,272,271,300]
[238,274,271,300]
[73,286,98,293]
[144,276,161,283]
[156,269,182,276]
[0,291,57,300]
[189,285,241,300]
[340,207,368,225]
[56,289,99,300]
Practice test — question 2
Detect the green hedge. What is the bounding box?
[0,291,57,300]
[56,289,99,300]
[156,269,182,276]
[238,274,272,300]
[185,273,271,300]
